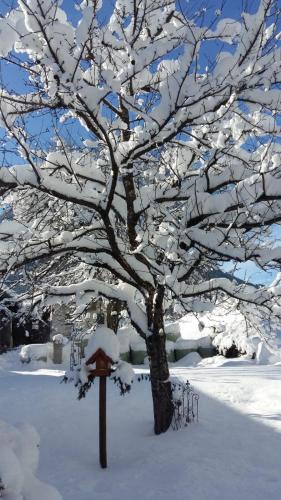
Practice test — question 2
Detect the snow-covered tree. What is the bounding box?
[1,0,281,433]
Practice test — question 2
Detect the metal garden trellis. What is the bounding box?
[171,380,199,431]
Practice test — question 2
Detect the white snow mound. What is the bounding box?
[20,344,51,363]
[0,420,62,500]
[113,360,135,386]
[256,341,281,365]
[176,351,202,367]
[117,326,136,353]
[85,326,120,362]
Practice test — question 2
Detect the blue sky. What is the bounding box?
[0,0,262,22]
[224,261,278,285]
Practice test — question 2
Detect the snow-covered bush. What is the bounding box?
[117,325,178,364]
[174,338,200,361]
[165,322,181,342]
[130,334,147,364]
[212,332,260,358]
[179,305,278,359]
[0,420,62,500]
[209,309,263,358]
[165,340,175,362]
[116,326,133,356]
[175,338,199,351]
[111,360,135,395]
[20,343,51,363]
[19,341,71,365]
[117,325,149,363]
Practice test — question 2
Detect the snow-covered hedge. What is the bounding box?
[255,341,281,365]
[20,342,71,364]
[20,344,51,363]
[176,351,202,367]
[205,308,265,358]
[164,321,181,341]
[129,335,146,352]
[175,338,199,351]
[178,307,280,360]
[0,420,62,500]
[116,325,177,363]
[116,326,133,354]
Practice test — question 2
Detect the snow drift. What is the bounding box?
[0,419,62,500]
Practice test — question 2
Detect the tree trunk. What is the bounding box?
[146,333,174,435]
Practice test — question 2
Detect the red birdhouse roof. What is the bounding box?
[85,348,114,366]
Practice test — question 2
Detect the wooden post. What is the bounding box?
[99,375,107,468]
[86,348,113,469]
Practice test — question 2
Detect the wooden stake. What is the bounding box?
[99,376,107,468]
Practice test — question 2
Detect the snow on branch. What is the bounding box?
[46,279,149,336]
[0,0,280,339]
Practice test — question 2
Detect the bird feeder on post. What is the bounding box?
[85,348,114,469]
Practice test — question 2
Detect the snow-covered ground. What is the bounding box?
[0,351,281,500]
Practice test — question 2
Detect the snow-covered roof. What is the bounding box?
[85,326,120,363]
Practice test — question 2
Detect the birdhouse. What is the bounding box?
[85,348,114,377]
